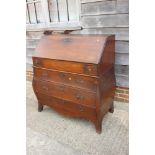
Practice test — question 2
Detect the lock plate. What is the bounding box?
[62,38,72,44]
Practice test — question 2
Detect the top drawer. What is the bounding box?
[32,57,98,76]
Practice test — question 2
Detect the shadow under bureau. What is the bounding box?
[32,34,116,134]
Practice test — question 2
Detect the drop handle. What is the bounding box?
[79,105,84,112]
[88,68,92,71]
[84,65,92,73]
[75,94,84,101]
[59,73,65,79]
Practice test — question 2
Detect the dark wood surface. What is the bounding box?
[34,35,108,64]
[33,67,98,91]
[33,57,98,76]
[36,92,96,123]
[33,79,96,108]
[32,34,115,134]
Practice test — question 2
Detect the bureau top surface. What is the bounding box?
[34,35,112,64]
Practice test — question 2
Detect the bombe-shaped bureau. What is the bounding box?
[32,34,115,133]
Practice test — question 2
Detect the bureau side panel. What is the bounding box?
[100,67,115,117]
[94,67,115,127]
[95,35,115,117]
[98,35,115,74]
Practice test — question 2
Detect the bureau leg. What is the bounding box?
[109,102,114,113]
[38,103,43,112]
[95,120,102,134]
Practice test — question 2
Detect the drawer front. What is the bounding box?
[33,57,98,76]
[33,67,98,92]
[33,79,96,108]
[36,92,96,121]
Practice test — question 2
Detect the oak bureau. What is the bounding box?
[32,34,116,134]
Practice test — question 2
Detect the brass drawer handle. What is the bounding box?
[87,67,92,72]
[75,94,84,101]
[59,72,65,79]
[84,65,92,73]
[79,105,84,112]
[68,77,72,81]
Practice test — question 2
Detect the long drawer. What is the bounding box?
[33,79,96,108]
[33,57,98,76]
[36,92,96,122]
[33,67,98,92]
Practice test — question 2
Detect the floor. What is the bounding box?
[26,81,129,155]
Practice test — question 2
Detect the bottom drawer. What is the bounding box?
[36,92,97,122]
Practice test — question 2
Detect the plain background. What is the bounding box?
[0,0,155,155]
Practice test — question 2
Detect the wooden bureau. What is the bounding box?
[32,34,116,134]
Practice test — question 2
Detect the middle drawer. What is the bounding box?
[33,79,96,108]
[33,67,98,92]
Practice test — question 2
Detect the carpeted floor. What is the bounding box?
[26,81,129,155]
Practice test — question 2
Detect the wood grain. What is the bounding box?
[116,0,129,13]
[26,31,44,39]
[81,0,109,3]
[27,39,40,48]
[81,1,116,15]
[33,79,96,108]
[27,3,36,24]
[116,74,129,87]
[32,34,116,133]
[115,53,129,65]
[116,41,129,53]
[71,27,129,41]
[68,0,79,21]
[81,14,129,28]
[36,92,97,122]
[34,35,108,64]
[48,0,59,22]
[58,0,68,22]
[115,65,129,76]
[33,67,98,91]
[27,48,35,57]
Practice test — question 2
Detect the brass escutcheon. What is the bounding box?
[84,65,93,74]
[59,72,65,78]
[76,94,84,101]
[62,38,72,44]
[79,105,84,112]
